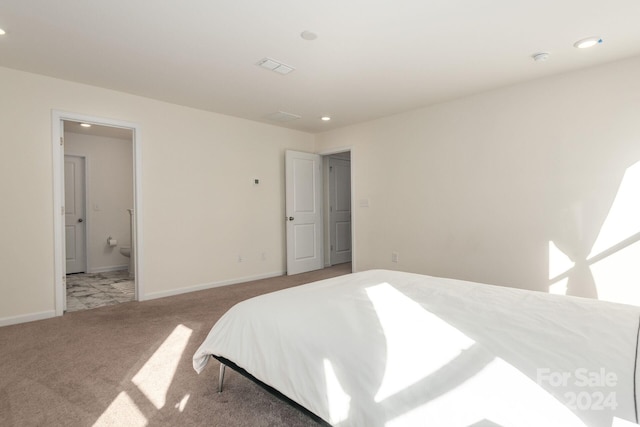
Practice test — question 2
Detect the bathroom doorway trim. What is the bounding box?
[52,110,144,316]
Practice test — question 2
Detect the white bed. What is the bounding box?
[193,269,640,427]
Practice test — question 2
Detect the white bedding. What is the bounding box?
[193,269,640,427]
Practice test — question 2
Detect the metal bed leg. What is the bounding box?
[218,362,226,393]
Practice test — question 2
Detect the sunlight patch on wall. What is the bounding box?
[92,391,147,427]
[548,241,574,281]
[591,240,640,306]
[549,160,640,304]
[323,359,351,424]
[549,278,569,295]
[132,324,193,409]
[589,161,640,260]
[365,283,474,403]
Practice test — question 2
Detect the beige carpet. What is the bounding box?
[0,264,352,426]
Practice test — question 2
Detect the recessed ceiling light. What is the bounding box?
[300,31,317,41]
[80,123,92,128]
[321,116,331,121]
[0,28,6,36]
[574,37,602,49]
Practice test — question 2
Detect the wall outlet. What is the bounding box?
[261,252,266,261]
[238,255,244,263]
[391,252,399,263]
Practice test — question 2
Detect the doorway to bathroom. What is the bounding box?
[63,121,135,311]
[52,112,143,315]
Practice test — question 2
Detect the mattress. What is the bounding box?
[193,269,640,426]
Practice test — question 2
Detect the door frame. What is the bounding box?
[318,147,355,273]
[52,110,144,316]
[63,154,89,275]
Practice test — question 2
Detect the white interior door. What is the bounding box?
[285,150,323,275]
[329,157,352,265]
[65,155,86,274]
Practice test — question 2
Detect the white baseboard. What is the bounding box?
[0,310,56,328]
[88,265,128,273]
[142,270,285,301]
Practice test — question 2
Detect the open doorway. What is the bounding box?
[323,151,352,267]
[284,149,354,275]
[63,121,135,311]
[52,111,143,316]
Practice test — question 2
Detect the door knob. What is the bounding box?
[288,217,294,221]
[78,218,84,223]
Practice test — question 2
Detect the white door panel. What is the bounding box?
[65,226,77,260]
[64,156,86,274]
[294,159,316,212]
[329,157,352,265]
[336,221,351,252]
[286,150,323,275]
[294,223,318,259]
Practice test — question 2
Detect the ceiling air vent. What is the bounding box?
[265,111,302,122]
[257,57,295,75]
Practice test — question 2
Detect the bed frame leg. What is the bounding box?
[218,362,226,393]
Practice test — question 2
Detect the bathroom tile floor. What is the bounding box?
[66,270,135,312]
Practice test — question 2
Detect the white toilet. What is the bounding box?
[119,209,135,278]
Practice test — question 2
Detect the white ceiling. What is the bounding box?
[64,120,133,140]
[2,1,640,133]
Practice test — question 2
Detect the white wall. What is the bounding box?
[65,132,134,272]
[316,56,640,298]
[0,66,314,325]
[4,54,640,325]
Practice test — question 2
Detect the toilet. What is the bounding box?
[119,209,135,278]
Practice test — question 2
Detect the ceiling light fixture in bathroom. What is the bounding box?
[574,37,602,49]
[80,123,92,128]
[321,116,331,121]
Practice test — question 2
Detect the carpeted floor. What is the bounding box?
[0,264,352,426]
